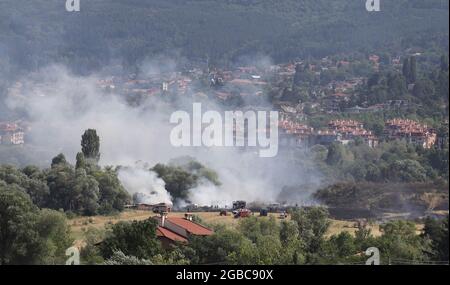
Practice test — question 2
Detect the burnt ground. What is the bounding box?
[314,182,449,220]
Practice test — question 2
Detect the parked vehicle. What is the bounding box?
[232,200,247,210]
[234,208,252,218]
[152,203,172,214]
[279,211,288,219]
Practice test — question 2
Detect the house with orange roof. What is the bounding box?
[154,213,214,248]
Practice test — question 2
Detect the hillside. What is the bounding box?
[314,182,449,216]
[0,0,448,76]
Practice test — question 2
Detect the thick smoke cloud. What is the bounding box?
[4,61,323,207]
[118,165,172,205]
[5,65,176,166]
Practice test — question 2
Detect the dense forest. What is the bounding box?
[0,0,448,77]
[1,0,448,118]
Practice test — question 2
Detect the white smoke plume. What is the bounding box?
[4,60,323,207]
[118,165,172,205]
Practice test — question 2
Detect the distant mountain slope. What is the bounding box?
[0,0,448,75]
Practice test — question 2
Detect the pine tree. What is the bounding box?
[293,63,303,87]
[402,58,410,83]
[409,56,417,83]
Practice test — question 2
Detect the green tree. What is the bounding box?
[0,183,43,264]
[422,216,449,261]
[76,152,86,169]
[402,58,411,82]
[0,165,49,208]
[188,226,250,264]
[24,172,50,208]
[327,231,356,259]
[46,163,76,211]
[99,218,161,259]
[413,78,436,100]
[409,56,417,83]
[51,153,67,168]
[377,220,430,264]
[80,227,105,265]
[237,216,279,243]
[291,207,330,256]
[387,72,407,99]
[253,235,284,265]
[72,169,100,216]
[36,209,74,265]
[326,143,348,166]
[81,129,100,163]
[152,163,197,202]
[103,251,152,265]
[93,167,130,214]
[279,220,305,264]
[387,159,427,182]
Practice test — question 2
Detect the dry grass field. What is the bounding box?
[68,210,395,243]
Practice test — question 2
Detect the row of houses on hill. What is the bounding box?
[385,119,437,149]
[279,119,378,148]
[0,122,25,145]
[279,118,438,149]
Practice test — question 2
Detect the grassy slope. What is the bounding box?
[69,210,425,244]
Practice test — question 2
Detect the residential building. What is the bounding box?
[154,213,214,248]
[385,119,437,149]
[0,122,25,145]
[328,119,379,147]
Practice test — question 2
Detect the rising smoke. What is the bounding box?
[4,59,323,207]
[118,163,173,205]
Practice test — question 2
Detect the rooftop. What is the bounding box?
[156,226,188,243]
[166,217,214,236]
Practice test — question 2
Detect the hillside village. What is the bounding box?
[2,51,447,150]
[0,122,25,145]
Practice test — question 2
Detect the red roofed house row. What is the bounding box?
[0,122,25,145]
[328,120,378,148]
[385,119,437,149]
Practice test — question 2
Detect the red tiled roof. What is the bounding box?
[167,217,214,236]
[156,226,187,243]
[229,79,267,85]
[385,119,435,137]
[332,93,348,97]
[0,123,20,132]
